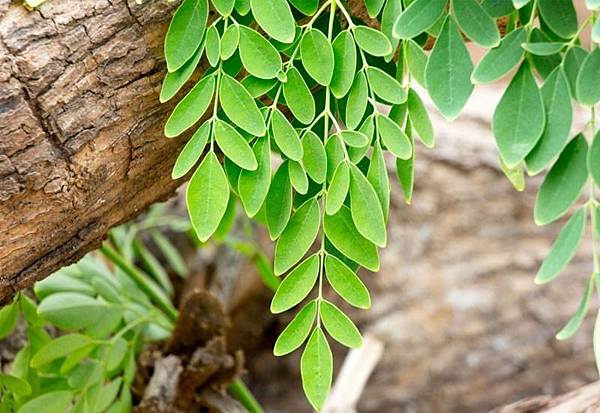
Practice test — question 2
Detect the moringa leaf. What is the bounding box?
[324,254,370,308]
[164,75,215,138]
[220,73,266,136]
[172,121,210,179]
[301,328,332,411]
[406,39,428,87]
[283,67,315,124]
[301,29,334,86]
[205,25,221,67]
[471,27,526,84]
[522,42,565,56]
[537,0,578,39]
[289,0,319,15]
[214,119,258,170]
[165,0,208,72]
[221,24,240,60]
[160,42,204,103]
[271,110,304,161]
[266,162,293,240]
[271,255,319,313]
[590,131,600,188]
[407,89,434,148]
[576,48,600,106]
[19,391,73,413]
[38,292,105,330]
[251,0,295,43]
[331,30,357,99]
[302,131,327,183]
[274,300,317,356]
[452,0,500,47]
[212,0,235,16]
[367,141,390,220]
[289,160,309,194]
[556,275,594,340]
[349,163,387,247]
[239,137,271,216]
[320,300,363,348]
[376,114,412,159]
[563,46,588,100]
[338,130,369,148]
[326,161,350,216]
[239,26,283,79]
[353,26,392,57]
[346,71,369,130]
[366,66,406,104]
[365,0,386,17]
[392,0,446,39]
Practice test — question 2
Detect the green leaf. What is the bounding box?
[376,114,411,159]
[164,75,215,138]
[38,292,105,330]
[271,255,319,313]
[0,299,19,339]
[239,27,283,79]
[590,131,600,188]
[220,73,266,136]
[338,130,369,148]
[95,379,123,412]
[326,161,350,216]
[205,25,221,67]
[320,300,363,348]
[242,75,278,98]
[324,254,370,308]
[576,48,600,106]
[528,29,561,80]
[235,0,251,14]
[31,334,93,368]
[283,67,315,124]
[165,0,208,72]
[534,135,589,225]
[221,24,239,60]
[271,110,303,160]
[405,39,428,87]
[324,206,379,271]
[365,0,386,17]
[471,27,526,84]
[593,18,600,43]
[537,0,578,39]
[151,231,188,278]
[251,0,295,43]
[289,160,309,194]
[563,46,588,100]
[512,0,531,8]
[172,121,210,179]
[302,131,326,184]
[266,163,293,239]
[522,42,564,56]
[452,0,500,47]
[331,30,357,98]
[160,42,204,103]
[325,134,345,182]
[301,29,334,86]
[525,67,572,174]
[0,374,31,396]
[353,26,392,57]
[492,62,545,167]
[274,301,317,356]
[367,141,390,220]
[301,327,332,411]
[187,152,230,242]
[68,360,103,389]
[349,163,386,247]
[274,198,321,275]
[381,0,402,61]
[556,275,594,340]
[212,0,235,15]
[289,0,319,14]
[396,127,415,204]
[392,0,446,39]
[425,16,474,120]
[239,137,271,216]
[535,208,586,284]
[346,71,369,130]
[366,66,406,104]
[500,158,526,192]
[133,239,173,297]
[407,89,434,148]
[214,120,258,170]
[18,391,73,413]
[482,0,515,17]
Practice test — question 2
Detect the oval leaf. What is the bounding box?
[320,300,363,348]
[325,254,370,308]
[271,255,319,313]
[274,301,317,356]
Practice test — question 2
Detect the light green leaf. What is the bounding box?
[528,29,562,80]
[381,0,402,61]
[221,24,239,60]
[187,152,230,242]
[324,206,380,271]
[349,163,386,247]
[235,0,251,14]
[377,114,411,159]
[165,0,208,72]
[525,67,572,175]
[492,62,545,167]
[406,39,428,87]
[271,255,319,313]
[366,66,406,104]
[392,0,446,39]
[353,26,392,57]
[407,89,434,148]
[522,42,564,56]
[587,0,600,9]
[349,116,375,162]
[590,131,600,188]
[563,46,588,100]
[365,0,386,17]
[205,25,221,67]
[346,71,368,130]
[289,0,319,14]
[164,75,215,138]
[212,0,235,16]
[283,67,315,124]
[425,16,474,120]
[38,292,105,330]
[325,134,345,182]
[471,27,526,84]
[534,135,589,225]
[338,130,369,148]
[593,18,600,43]
[95,379,123,412]
[18,391,73,413]
[172,121,210,179]
[537,0,578,39]
[452,0,500,47]
[326,161,350,216]
[271,110,303,160]
[396,122,415,204]
[239,137,271,216]
[239,26,283,79]
[0,374,31,396]
[331,30,357,98]
[535,208,586,284]
[266,162,293,239]
[576,48,600,106]
[31,334,93,368]
[289,160,309,194]
[274,198,321,275]
[325,254,370,308]
[302,131,326,184]
[151,231,189,278]
[0,299,19,340]
[34,273,93,299]
[482,0,515,17]
[512,0,531,8]
[274,301,317,356]
[301,29,334,86]
[243,76,278,98]
[251,0,295,43]
[500,158,526,192]
[320,300,363,348]
[220,73,266,136]
[301,328,332,411]
[367,141,390,220]
[214,120,258,170]
[557,275,594,340]
[160,42,204,103]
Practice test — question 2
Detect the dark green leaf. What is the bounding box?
[392,0,446,39]
[563,46,588,100]
[452,0,500,47]
[537,0,578,39]
[576,47,600,106]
